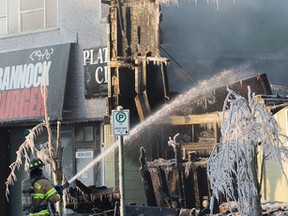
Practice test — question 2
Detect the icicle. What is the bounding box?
[208,87,288,215]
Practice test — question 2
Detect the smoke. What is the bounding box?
[160,0,288,92]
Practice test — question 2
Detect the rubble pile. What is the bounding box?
[217,201,288,216]
[65,179,119,215]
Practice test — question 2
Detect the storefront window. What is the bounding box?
[74,125,103,187]
[0,17,6,35]
[0,0,58,36]
[21,0,44,10]
[75,148,94,186]
[46,0,58,28]
[0,0,7,35]
[21,11,44,32]
[75,126,94,142]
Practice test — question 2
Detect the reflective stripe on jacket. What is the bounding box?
[29,209,50,216]
[29,177,61,216]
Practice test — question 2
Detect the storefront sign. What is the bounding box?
[75,150,94,158]
[83,47,108,98]
[0,43,71,123]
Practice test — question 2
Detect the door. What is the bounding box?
[74,124,102,186]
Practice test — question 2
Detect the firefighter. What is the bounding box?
[27,158,62,216]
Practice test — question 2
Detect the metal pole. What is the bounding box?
[119,135,126,216]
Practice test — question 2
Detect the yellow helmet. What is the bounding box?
[28,158,44,172]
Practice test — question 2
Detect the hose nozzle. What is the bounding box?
[61,181,70,190]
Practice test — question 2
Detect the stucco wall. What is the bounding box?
[0,0,108,120]
[262,107,288,202]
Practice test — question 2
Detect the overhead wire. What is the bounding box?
[160,46,196,83]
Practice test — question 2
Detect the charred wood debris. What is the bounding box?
[63,0,288,213]
[64,73,288,215]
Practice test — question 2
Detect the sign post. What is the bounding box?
[112,106,130,216]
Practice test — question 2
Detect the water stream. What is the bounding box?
[68,69,249,184]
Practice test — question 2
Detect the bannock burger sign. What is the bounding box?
[0,44,71,123]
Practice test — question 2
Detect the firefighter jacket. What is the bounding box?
[29,176,61,216]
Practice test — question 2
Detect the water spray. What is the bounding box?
[66,70,245,189]
[67,142,118,185]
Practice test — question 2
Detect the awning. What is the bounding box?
[0,43,72,123]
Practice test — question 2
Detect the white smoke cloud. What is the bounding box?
[161,0,288,92]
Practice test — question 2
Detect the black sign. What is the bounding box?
[0,43,71,122]
[84,47,108,98]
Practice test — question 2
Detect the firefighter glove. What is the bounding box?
[54,185,63,197]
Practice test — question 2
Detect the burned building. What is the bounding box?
[0,0,169,214]
[1,0,288,215]
[106,0,169,121]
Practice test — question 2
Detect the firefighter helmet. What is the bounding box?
[28,158,44,172]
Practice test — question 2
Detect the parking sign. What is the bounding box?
[112,109,130,135]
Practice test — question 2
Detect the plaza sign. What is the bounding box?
[83,47,108,98]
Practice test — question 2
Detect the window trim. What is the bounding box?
[0,0,8,35]
[75,125,95,143]
[19,0,45,32]
[0,0,58,37]
[0,26,59,39]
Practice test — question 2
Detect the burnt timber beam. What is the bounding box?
[139,147,157,206]
[109,60,133,68]
[161,62,169,100]
[158,95,288,126]
[107,2,119,114]
[168,134,185,208]
[134,58,152,121]
[135,93,151,121]
[158,111,226,125]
